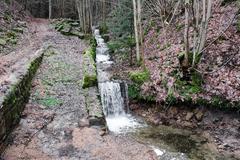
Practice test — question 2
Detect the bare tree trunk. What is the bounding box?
[49,0,52,19]
[137,0,144,64]
[133,0,140,63]
[183,0,190,70]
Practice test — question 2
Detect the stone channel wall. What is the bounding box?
[0,49,45,152]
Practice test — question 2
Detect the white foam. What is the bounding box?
[151,146,165,156]
[96,54,110,63]
[106,114,142,134]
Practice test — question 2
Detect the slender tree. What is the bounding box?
[49,0,52,19]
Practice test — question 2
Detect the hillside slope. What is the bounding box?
[0,1,30,55]
[142,1,240,108]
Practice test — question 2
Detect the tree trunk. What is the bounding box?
[133,0,140,63]
[49,0,52,19]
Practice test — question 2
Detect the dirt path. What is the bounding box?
[2,19,157,160]
[0,19,51,94]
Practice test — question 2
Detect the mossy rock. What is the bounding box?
[6,31,16,39]
[12,28,24,34]
[0,39,6,46]
[70,30,85,39]
[82,75,97,89]
[7,38,17,45]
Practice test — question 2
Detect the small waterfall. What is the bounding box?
[94,28,141,133]
[99,82,125,116]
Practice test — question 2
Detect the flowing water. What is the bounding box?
[95,29,142,134]
[94,29,231,160]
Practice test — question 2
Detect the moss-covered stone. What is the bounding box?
[0,38,7,46]
[12,27,24,34]
[54,19,86,39]
[82,75,97,89]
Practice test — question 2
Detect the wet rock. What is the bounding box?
[186,112,194,121]
[78,118,90,128]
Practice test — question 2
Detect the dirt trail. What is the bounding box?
[1,19,157,160]
[0,19,51,91]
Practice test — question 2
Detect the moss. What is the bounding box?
[7,38,17,45]
[0,38,7,46]
[6,31,16,39]
[54,19,85,39]
[128,84,140,100]
[129,69,150,85]
[82,75,97,89]
[89,47,96,61]
[84,48,96,65]
[1,50,44,142]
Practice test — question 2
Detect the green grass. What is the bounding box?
[38,96,62,107]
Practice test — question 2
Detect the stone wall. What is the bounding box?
[0,49,44,153]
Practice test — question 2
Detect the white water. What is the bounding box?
[94,29,142,134]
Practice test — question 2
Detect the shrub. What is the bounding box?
[129,69,150,85]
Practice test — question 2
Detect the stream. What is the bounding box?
[94,29,233,160]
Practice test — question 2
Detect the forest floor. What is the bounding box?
[1,19,157,160]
